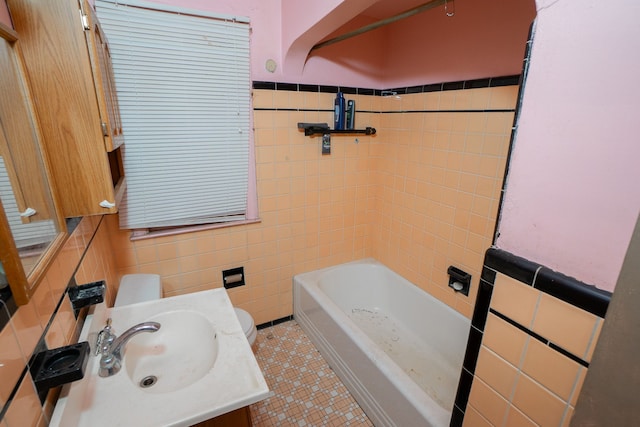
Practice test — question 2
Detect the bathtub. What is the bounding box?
[293,259,470,427]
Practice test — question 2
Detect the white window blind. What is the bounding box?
[95,0,251,229]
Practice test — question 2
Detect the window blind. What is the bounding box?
[95,0,251,229]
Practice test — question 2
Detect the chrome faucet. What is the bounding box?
[98,319,161,377]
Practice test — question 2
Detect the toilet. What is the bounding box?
[114,274,163,307]
[234,307,257,349]
[114,274,257,349]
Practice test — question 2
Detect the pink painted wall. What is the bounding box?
[496,0,640,292]
[90,0,532,88]
[302,14,388,87]
[381,0,536,87]
[89,0,283,83]
[0,0,12,28]
[84,0,639,294]
[299,0,535,87]
[280,0,354,75]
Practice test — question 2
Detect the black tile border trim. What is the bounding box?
[534,267,610,318]
[471,279,494,331]
[454,246,611,423]
[252,74,520,96]
[490,308,589,368]
[0,216,106,420]
[253,107,515,114]
[256,314,293,330]
[0,365,29,421]
[450,404,465,427]
[462,327,483,374]
[452,367,474,426]
[491,21,535,247]
[484,248,538,285]
[485,248,611,318]
[384,109,515,114]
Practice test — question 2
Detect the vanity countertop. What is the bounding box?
[49,289,271,427]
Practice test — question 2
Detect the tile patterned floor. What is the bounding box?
[250,320,374,426]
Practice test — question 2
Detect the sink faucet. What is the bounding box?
[98,320,161,377]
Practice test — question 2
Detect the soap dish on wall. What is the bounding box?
[447,266,471,296]
[68,280,105,310]
[31,342,90,395]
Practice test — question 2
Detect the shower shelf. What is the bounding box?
[297,122,376,137]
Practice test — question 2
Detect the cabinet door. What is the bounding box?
[7,0,123,217]
[83,0,124,152]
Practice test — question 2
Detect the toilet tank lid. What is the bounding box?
[116,274,162,307]
[120,274,161,289]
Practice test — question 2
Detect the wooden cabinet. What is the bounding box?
[192,406,253,427]
[7,0,125,217]
[84,1,124,152]
[0,22,67,305]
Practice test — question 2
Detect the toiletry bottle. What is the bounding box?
[346,99,355,129]
[334,92,346,130]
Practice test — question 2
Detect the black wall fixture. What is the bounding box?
[447,266,471,296]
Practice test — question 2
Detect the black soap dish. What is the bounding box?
[69,280,105,309]
[31,341,90,393]
[447,266,471,296]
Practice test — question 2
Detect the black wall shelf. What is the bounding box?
[297,122,376,137]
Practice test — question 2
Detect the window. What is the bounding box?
[95,0,254,232]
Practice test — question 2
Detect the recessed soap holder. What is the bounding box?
[31,341,90,395]
[447,266,471,296]
[69,280,105,311]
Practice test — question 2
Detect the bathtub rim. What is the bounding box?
[293,258,469,426]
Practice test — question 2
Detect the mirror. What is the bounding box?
[0,23,66,304]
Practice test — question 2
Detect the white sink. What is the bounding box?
[50,289,271,427]
[123,310,219,394]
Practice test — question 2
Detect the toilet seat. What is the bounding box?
[234,308,257,347]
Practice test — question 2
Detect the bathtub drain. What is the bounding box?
[140,375,157,388]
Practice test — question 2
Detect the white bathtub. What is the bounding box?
[293,259,470,427]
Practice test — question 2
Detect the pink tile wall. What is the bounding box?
[465,272,604,426]
[0,216,118,424]
[108,85,516,322]
[0,84,518,423]
[107,90,380,325]
[372,87,517,316]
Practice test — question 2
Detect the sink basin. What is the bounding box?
[124,310,219,393]
[49,289,271,427]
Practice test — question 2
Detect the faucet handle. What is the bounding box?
[104,317,112,331]
[100,342,112,358]
[95,318,116,356]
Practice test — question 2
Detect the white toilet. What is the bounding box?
[114,274,257,349]
[234,307,257,349]
[114,274,163,307]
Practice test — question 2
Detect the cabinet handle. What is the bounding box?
[19,207,37,217]
[99,200,115,209]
